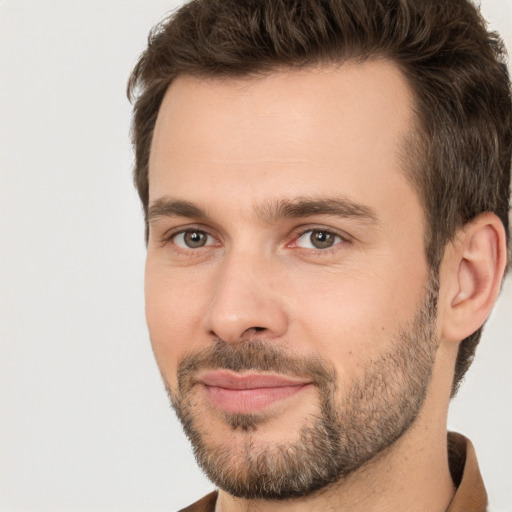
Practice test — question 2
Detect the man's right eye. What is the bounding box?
[171,230,215,249]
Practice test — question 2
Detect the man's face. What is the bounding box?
[146,62,439,498]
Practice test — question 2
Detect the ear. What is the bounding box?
[440,212,508,343]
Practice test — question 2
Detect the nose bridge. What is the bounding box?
[204,245,287,343]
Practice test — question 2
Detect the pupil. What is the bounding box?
[311,231,334,249]
[185,231,206,248]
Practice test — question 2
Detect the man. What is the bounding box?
[128,0,511,510]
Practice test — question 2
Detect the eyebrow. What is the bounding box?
[148,199,208,223]
[147,196,378,225]
[256,197,378,224]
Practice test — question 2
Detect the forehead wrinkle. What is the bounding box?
[254,197,379,225]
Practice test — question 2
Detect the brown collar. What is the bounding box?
[446,432,487,511]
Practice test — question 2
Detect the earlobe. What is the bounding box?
[442,213,507,342]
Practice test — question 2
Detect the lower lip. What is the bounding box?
[203,384,310,414]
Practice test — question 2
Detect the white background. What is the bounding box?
[0,1,511,510]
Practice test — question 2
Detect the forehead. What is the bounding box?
[149,61,418,218]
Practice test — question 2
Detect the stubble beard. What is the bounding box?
[164,273,440,500]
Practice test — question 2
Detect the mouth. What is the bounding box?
[196,370,313,414]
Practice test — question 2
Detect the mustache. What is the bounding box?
[176,339,337,393]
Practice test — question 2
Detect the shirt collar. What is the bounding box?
[446,431,487,512]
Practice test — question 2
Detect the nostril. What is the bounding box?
[242,326,266,337]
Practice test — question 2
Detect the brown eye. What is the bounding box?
[173,230,212,249]
[310,231,336,249]
[295,229,342,250]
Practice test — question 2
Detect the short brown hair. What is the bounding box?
[128,0,512,395]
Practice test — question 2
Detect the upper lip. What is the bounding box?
[197,370,311,389]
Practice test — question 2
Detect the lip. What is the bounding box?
[197,370,312,414]
[198,370,311,389]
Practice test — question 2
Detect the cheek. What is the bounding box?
[144,260,209,387]
[289,265,427,376]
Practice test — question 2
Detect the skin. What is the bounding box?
[145,61,507,511]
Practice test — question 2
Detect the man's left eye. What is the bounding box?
[294,230,343,250]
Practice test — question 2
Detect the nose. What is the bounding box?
[203,251,289,344]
